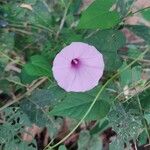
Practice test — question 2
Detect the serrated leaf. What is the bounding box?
[109,138,124,150]
[23,55,51,77]
[108,104,142,143]
[86,30,126,71]
[49,89,110,121]
[0,107,36,150]
[78,0,120,29]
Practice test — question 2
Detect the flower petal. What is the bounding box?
[52,42,105,92]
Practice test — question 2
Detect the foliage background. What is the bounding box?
[0,0,150,150]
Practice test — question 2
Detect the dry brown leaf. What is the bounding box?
[20,3,33,11]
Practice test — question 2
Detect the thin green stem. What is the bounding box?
[0,51,23,66]
[44,48,149,150]
[6,78,27,88]
[9,22,54,34]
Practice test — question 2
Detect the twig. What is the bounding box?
[120,55,150,64]
[0,77,48,112]
[0,51,23,66]
[6,78,27,88]
[55,0,72,39]
[9,28,33,35]
[134,141,138,150]
[130,6,150,16]
[122,82,150,104]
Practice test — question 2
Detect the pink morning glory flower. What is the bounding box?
[52,42,104,92]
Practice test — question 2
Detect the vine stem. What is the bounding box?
[44,48,149,150]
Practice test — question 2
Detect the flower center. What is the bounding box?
[71,58,80,67]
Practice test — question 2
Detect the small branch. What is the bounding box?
[134,141,138,150]
[120,55,150,64]
[6,78,27,88]
[55,1,72,39]
[130,6,150,16]
[0,51,23,66]
[0,77,47,112]
[9,28,33,35]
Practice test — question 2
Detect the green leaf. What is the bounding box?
[127,46,142,59]
[86,30,126,71]
[78,130,102,150]
[29,1,52,26]
[144,113,150,124]
[20,86,65,126]
[20,67,38,84]
[140,88,150,110]
[58,145,67,150]
[90,118,109,135]
[9,0,51,27]
[49,88,110,121]
[0,79,10,93]
[25,0,37,4]
[108,104,142,143]
[23,55,51,77]
[142,9,150,21]
[119,62,142,87]
[119,62,132,87]
[131,66,142,83]
[0,107,36,150]
[138,130,148,146]
[70,0,82,14]
[62,29,82,44]
[128,25,150,44]
[0,32,14,51]
[78,0,120,29]
[116,0,134,17]
[109,138,124,150]
[3,141,37,150]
